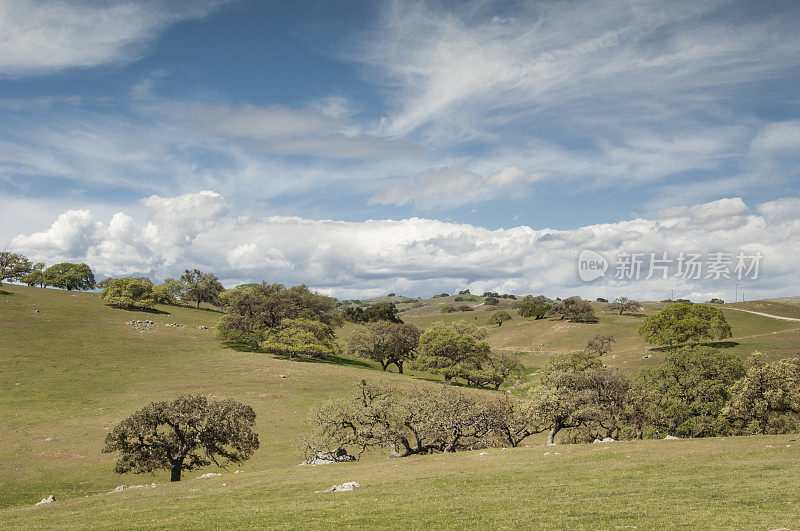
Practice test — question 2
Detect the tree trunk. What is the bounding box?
[380,360,389,371]
[196,300,201,308]
[547,424,561,445]
[171,464,182,482]
[396,361,403,374]
[635,427,643,440]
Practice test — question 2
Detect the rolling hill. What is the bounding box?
[1,285,799,528]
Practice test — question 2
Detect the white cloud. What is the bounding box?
[370,166,549,207]
[9,191,800,301]
[751,121,800,151]
[0,0,223,77]
[363,0,800,142]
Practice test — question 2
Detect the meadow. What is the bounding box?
[1,285,799,528]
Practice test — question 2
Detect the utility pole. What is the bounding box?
[735,283,739,303]
[671,289,675,300]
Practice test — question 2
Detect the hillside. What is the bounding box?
[2,285,800,528]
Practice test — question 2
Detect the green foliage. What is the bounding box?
[180,269,224,308]
[260,318,341,359]
[484,297,499,305]
[639,303,732,346]
[43,262,95,291]
[488,310,512,327]
[725,354,800,434]
[99,277,158,309]
[342,302,403,323]
[103,395,259,482]
[440,304,457,313]
[0,251,33,286]
[549,296,595,322]
[217,283,340,350]
[153,278,184,304]
[529,351,630,443]
[517,295,552,319]
[414,321,491,383]
[347,321,421,373]
[610,297,640,315]
[303,380,536,460]
[638,346,745,437]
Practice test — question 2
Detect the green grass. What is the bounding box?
[2,285,800,528]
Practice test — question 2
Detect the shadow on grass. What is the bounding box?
[648,340,741,352]
[0,289,12,296]
[293,354,376,370]
[106,304,171,315]
[221,341,379,370]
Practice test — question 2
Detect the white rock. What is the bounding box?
[602,437,615,442]
[479,452,488,456]
[36,495,56,505]
[664,435,680,440]
[544,452,551,455]
[317,481,361,493]
[195,473,222,479]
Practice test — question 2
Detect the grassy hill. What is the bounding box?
[2,285,799,528]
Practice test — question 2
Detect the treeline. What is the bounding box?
[304,348,800,460]
[0,252,94,291]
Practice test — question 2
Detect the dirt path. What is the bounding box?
[722,307,800,322]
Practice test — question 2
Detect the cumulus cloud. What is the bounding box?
[0,0,223,77]
[370,166,549,207]
[9,191,800,301]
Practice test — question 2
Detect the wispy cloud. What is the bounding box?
[0,0,225,77]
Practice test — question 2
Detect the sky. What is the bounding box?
[1,0,799,301]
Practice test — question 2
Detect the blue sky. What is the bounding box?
[2,0,800,300]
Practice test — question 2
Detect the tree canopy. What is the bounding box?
[342,302,403,323]
[43,262,95,291]
[0,251,33,286]
[260,318,340,359]
[517,295,552,319]
[549,296,595,322]
[725,354,800,435]
[218,282,340,353]
[103,395,259,482]
[180,269,225,308]
[488,310,512,326]
[413,321,491,384]
[347,321,421,373]
[639,303,732,346]
[638,346,745,437]
[99,277,158,309]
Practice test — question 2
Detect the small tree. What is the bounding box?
[517,295,552,319]
[610,297,640,315]
[103,395,259,482]
[100,277,158,309]
[639,303,731,346]
[529,351,629,444]
[413,321,490,384]
[347,321,421,373]
[488,310,512,327]
[217,283,339,349]
[0,251,33,286]
[180,269,224,308]
[260,318,340,359]
[585,335,615,356]
[20,262,45,287]
[470,351,524,389]
[43,263,95,291]
[154,278,185,304]
[724,354,800,435]
[549,296,595,322]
